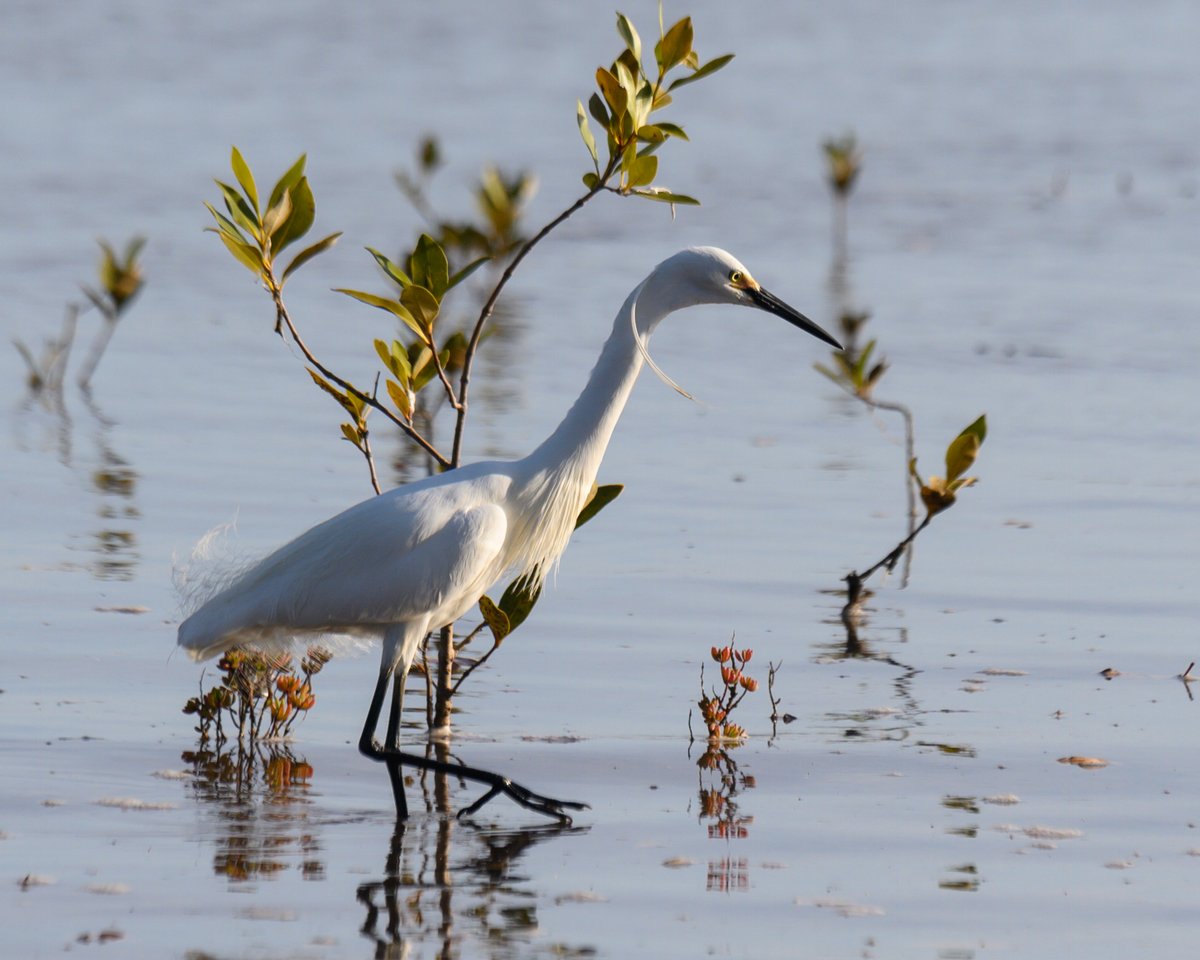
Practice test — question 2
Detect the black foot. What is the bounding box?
[360,741,588,824]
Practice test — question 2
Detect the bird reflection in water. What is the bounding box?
[358,818,588,958]
[184,742,594,957]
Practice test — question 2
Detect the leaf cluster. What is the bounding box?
[182,647,330,746]
[814,336,888,400]
[85,236,146,317]
[823,133,862,196]
[910,415,988,517]
[205,147,342,289]
[576,8,733,205]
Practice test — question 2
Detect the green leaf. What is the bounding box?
[366,246,412,288]
[447,256,490,292]
[588,92,610,130]
[626,155,658,188]
[636,124,666,144]
[667,52,735,91]
[575,483,624,529]
[334,288,424,340]
[629,187,700,205]
[215,180,261,239]
[652,121,691,141]
[262,186,293,246]
[595,66,627,119]
[409,234,449,299]
[577,99,599,170]
[616,11,642,64]
[211,228,265,277]
[498,574,542,634]
[271,176,315,253]
[230,146,259,214]
[945,415,987,484]
[204,201,251,246]
[306,368,360,418]
[478,595,511,644]
[655,16,693,73]
[400,284,440,334]
[267,154,307,211]
[281,231,342,283]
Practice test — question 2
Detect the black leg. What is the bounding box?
[360,664,587,823]
[359,666,409,820]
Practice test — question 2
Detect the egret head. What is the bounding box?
[657,246,842,350]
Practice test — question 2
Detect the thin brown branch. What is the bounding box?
[451,166,615,466]
[268,280,451,469]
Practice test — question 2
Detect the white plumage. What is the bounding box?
[176,246,839,820]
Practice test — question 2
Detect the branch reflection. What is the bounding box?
[184,741,593,958]
[693,745,755,893]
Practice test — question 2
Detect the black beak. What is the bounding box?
[749,286,842,350]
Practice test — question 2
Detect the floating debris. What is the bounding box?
[94,605,150,614]
[1099,667,1120,679]
[1058,756,1109,769]
[150,769,192,781]
[979,667,1028,677]
[554,891,608,904]
[18,874,55,889]
[85,882,131,895]
[95,797,176,811]
[796,897,884,918]
[982,794,1021,806]
[662,857,695,869]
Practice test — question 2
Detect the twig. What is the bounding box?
[451,161,616,466]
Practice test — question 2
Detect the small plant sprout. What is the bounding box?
[15,236,147,394]
[842,415,988,630]
[697,642,759,744]
[823,132,862,261]
[183,647,330,746]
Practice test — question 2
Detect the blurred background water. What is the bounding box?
[2,1,1199,957]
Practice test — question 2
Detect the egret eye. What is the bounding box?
[729,270,743,285]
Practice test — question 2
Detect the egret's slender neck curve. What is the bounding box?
[524,274,674,478]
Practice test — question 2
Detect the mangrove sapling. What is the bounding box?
[841,415,989,644]
[201,6,734,733]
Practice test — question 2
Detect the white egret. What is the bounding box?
[178,246,840,821]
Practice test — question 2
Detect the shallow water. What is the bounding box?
[4,1,1200,957]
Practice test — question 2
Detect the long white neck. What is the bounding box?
[525,275,673,479]
[507,274,678,583]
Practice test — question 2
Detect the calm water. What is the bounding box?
[3,1,1200,957]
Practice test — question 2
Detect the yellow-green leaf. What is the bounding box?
[616,11,641,63]
[281,231,342,283]
[498,573,541,633]
[271,176,315,253]
[626,154,659,188]
[366,246,412,288]
[575,483,624,529]
[596,67,627,118]
[385,378,414,421]
[267,154,307,211]
[230,146,259,214]
[577,99,599,170]
[306,368,360,418]
[400,284,440,333]
[409,234,449,299]
[629,187,699,205]
[945,415,987,484]
[213,229,265,277]
[655,16,693,73]
[667,52,735,92]
[478,595,511,644]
